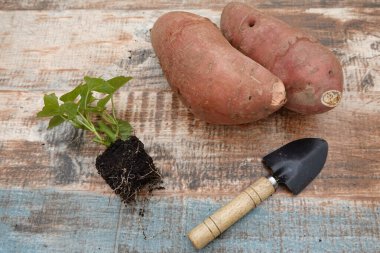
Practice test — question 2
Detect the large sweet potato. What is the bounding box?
[151,11,286,125]
[221,3,343,114]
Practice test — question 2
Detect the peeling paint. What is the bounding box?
[1,189,380,252]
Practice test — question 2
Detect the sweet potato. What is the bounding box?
[221,3,343,114]
[151,11,286,125]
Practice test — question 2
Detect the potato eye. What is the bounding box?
[248,17,256,27]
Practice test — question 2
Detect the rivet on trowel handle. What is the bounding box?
[188,176,277,250]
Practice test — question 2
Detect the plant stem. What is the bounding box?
[77,112,104,142]
[111,97,120,137]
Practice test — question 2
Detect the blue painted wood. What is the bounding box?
[0,189,379,253]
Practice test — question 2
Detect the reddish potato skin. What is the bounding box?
[151,11,286,125]
[221,3,343,114]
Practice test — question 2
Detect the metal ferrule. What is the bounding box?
[267,176,278,189]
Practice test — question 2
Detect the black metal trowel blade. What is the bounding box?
[262,138,328,195]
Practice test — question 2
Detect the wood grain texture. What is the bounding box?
[0,1,379,252]
[1,189,379,253]
[188,177,276,249]
[0,0,379,10]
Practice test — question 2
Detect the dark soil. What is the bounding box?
[95,136,163,203]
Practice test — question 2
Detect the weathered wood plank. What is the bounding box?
[0,189,379,253]
[0,0,379,11]
[0,8,378,91]
[0,90,379,199]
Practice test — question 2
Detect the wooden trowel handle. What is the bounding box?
[187,177,276,250]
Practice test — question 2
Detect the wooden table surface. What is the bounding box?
[0,1,379,252]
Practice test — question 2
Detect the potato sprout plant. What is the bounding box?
[37,76,162,203]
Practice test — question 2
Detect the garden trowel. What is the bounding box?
[188,138,328,250]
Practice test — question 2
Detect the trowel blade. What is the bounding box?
[262,138,328,195]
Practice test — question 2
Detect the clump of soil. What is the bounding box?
[95,136,163,203]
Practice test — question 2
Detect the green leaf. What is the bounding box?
[37,109,58,118]
[60,101,78,119]
[79,88,96,111]
[84,76,115,94]
[60,85,83,102]
[97,121,116,143]
[48,115,65,129]
[44,93,59,108]
[37,93,60,117]
[107,76,132,91]
[37,75,134,147]
[79,84,89,110]
[87,92,96,104]
[118,119,132,140]
[97,95,111,110]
